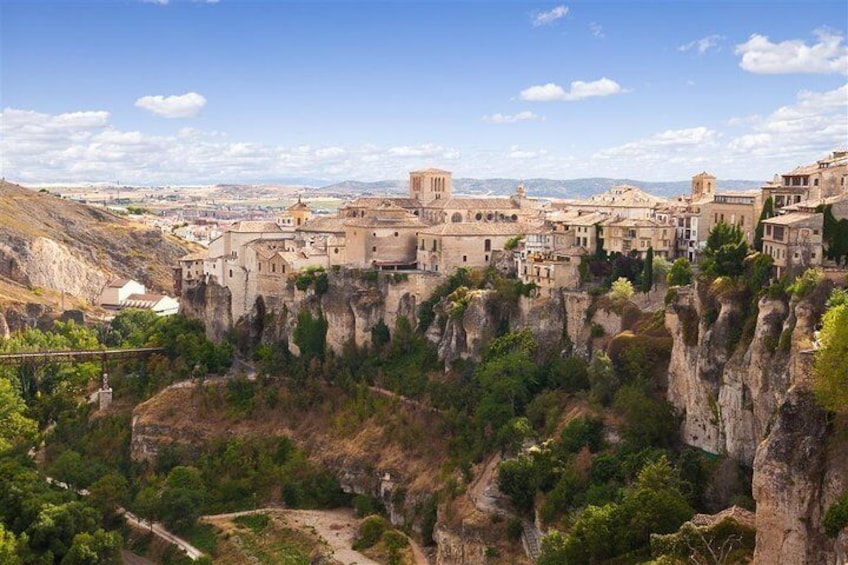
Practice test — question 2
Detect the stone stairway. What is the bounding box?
[521,519,542,561]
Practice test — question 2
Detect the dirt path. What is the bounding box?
[203,507,431,565]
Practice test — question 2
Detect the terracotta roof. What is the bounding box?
[107,278,133,288]
[229,221,283,233]
[298,217,347,233]
[179,252,207,261]
[424,197,523,210]
[762,212,822,226]
[345,197,420,209]
[122,293,175,309]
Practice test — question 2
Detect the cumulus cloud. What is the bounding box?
[482,111,543,124]
[520,77,625,102]
[735,29,848,74]
[726,83,848,156]
[134,92,207,118]
[532,5,568,27]
[594,127,718,160]
[0,106,465,183]
[678,34,724,55]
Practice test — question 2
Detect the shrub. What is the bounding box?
[354,515,390,550]
[610,277,635,302]
[824,493,848,537]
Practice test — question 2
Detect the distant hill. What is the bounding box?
[318,177,763,199]
[0,181,195,310]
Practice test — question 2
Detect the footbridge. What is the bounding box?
[0,347,164,408]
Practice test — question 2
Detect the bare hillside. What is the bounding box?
[0,181,193,306]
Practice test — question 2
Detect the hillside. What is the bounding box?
[0,181,194,308]
[318,176,762,199]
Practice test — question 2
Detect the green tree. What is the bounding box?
[292,310,328,362]
[641,247,654,293]
[702,222,749,278]
[497,455,536,514]
[475,351,538,438]
[0,523,20,565]
[61,529,121,565]
[0,378,37,454]
[753,196,775,252]
[587,351,618,406]
[26,501,102,562]
[667,258,693,287]
[613,386,679,449]
[813,294,848,413]
[87,473,129,518]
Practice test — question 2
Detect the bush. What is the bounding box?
[610,277,635,302]
[824,493,848,537]
[354,515,389,550]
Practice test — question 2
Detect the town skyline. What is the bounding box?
[1,0,846,185]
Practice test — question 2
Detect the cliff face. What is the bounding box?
[665,281,846,564]
[0,181,191,306]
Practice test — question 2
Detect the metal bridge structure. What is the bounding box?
[0,347,164,409]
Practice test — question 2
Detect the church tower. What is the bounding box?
[409,168,452,202]
[691,171,716,200]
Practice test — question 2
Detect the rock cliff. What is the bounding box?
[0,180,191,306]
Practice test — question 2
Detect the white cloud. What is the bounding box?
[594,127,718,160]
[482,111,543,124]
[0,106,466,183]
[726,83,848,157]
[508,145,548,159]
[589,22,604,39]
[520,77,625,102]
[678,34,724,55]
[532,5,569,27]
[142,0,169,5]
[735,29,848,74]
[134,92,207,118]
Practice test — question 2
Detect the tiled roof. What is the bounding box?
[424,197,523,210]
[762,212,821,226]
[179,252,207,261]
[410,168,451,174]
[107,278,132,288]
[298,217,347,233]
[229,221,283,233]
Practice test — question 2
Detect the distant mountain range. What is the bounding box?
[317,177,763,199]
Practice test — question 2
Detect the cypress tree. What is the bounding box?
[754,196,775,252]
[642,247,654,293]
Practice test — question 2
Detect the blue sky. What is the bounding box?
[1,0,846,184]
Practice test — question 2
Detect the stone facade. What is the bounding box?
[762,212,824,278]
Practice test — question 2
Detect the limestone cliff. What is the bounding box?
[665,280,846,564]
[0,180,191,306]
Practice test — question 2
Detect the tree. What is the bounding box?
[587,351,618,406]
[87,473,129,518]
[667,258,693,287]
[0,523,20,565]
[610,277,635,302]
[0,377,37,454]
[702,222,749,278]
[613,386,679,449]
[753,196,775,252]
[61,530,121,565]
[641,247,654,293]
[813,291,848,413]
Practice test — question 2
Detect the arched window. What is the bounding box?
[451,212,463,223]
[475,212,483,221]
[484,239,491,252]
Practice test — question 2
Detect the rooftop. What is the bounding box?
[419,221,540,236]
[228,220,283,233]
[762,212,822,226]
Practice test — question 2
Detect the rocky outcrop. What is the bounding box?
[0,181,190,303]
[665,284,806,464]
[181,281,233,343]
[751,388,839,565]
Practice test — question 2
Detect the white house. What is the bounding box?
[98,279,146,307]
[98,279,179,316]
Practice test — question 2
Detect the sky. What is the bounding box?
[1,0,847,185]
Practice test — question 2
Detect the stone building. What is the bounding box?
[409,168,453,202]
[517,247,583,296]
[554,185,667,220]
[691,171,716,200]
[702,191,760,245]
[416,221,532,273]
[344,200,427,269]
[278,196,312,227]
[761,212,824,279]
[599,217,675,259]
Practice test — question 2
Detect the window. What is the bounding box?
[334,248,339,254]
[451,213,462,223]
[258,264,262,272]
[229,269,233,278]
[394,232,399,237]
[372,246,377,252]
[272,264,276,273]
[420,239,425,250]
[282,265,286,274]
[484,239,491,252]
[462,255,467,263]
[432,240,438,251]
[813,229,819,235]
[485,254,489,262]
[475,212,483,221]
